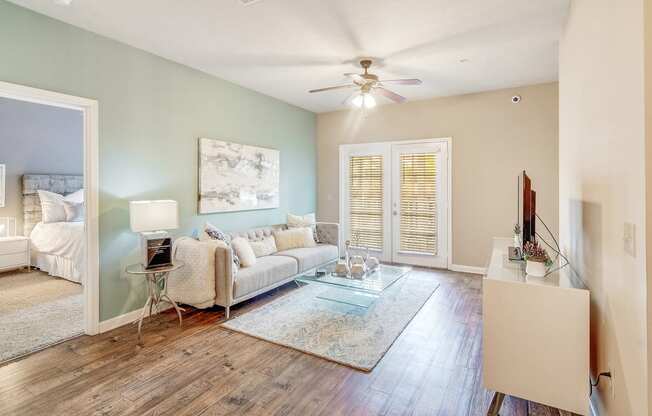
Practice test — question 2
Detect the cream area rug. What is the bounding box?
[222,272,439,371]
[0,270,83,363]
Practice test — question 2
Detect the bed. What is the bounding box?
[23,174,85,284]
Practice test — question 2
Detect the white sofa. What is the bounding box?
[168,223,339,318]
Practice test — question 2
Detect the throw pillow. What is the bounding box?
[249,236,277,257]
[231,237,256,267]
[287,212,318,242]
[203,222,240,271]
[273,227,316,252]
[287,212,316,228]
[38,190,66,223]
[63,201,85,222]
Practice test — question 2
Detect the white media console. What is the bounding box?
[483,237,590,415]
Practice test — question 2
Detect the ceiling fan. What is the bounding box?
[308,59,422,109]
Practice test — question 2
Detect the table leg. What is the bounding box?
[161,294,184,326]
[136,296,152,345]
[487,392,505,416]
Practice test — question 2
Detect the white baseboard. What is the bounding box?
[98,304,172,333]
[449,264,486,275]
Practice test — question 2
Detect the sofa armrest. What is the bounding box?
[316,222,340,247]
[168,237,220,308]
[213,244,235,308]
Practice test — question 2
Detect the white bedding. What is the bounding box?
[30,221,85,284]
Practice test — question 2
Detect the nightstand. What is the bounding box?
[0,236,30,273]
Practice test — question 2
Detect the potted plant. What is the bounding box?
[522,241,551,277]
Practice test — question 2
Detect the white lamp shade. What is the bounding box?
[129,200,178,233]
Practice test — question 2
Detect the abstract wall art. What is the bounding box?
[198,138,280,213]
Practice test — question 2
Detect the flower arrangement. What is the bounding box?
[523,241,551,265]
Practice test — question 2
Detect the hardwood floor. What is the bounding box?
[0,269,576,416]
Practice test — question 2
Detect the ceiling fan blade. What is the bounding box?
[380,78,422,85]
[375,87,407,103]
[344,73,366,85]
[308,84,357,93]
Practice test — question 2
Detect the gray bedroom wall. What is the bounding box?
[0,97,83,235]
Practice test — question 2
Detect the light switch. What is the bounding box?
[624,222,636,257]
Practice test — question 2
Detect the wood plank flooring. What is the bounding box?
[0,269,577,415]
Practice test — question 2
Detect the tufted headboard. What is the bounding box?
[22,174,83,236]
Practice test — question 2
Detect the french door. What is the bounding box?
[340,140,449,268]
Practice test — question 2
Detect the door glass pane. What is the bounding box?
[349,155,383,250]
[399,153,438,254]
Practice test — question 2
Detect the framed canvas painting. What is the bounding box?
[198,138,280,213]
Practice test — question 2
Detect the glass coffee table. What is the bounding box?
[295,260,411,308]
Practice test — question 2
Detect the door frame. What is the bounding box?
[339,137,452,269]
[0,80,100,335]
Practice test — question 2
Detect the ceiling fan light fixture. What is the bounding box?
[352,93,376,109]
[363,93,376,108]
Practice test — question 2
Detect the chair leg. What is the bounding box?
[225,306,230,320]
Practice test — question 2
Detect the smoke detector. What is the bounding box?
[239,0,263,5]
[54,0,73,5]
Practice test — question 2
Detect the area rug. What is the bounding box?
[221,272,439,371]
[0,271,83,363]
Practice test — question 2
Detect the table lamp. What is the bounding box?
[129,200,178,269]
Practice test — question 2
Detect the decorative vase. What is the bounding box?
[350,263,366,279]
[525,259,547,277]
[366,256,380,272]
[334,261,350,277]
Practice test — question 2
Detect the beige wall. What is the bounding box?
[317,83,559,267]
[559,1,647,415]
[646,0,652,412]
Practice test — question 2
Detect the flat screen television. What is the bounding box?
[522,171,536,244]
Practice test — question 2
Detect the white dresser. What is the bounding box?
[483,237,589,415]
[0,236,30,272]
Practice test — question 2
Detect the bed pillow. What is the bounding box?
[273,227,316,252]
[65,189,84,204]
[63,201,85,222]
[249,236,277,257]
[231,237,256,267]
[38,190,67,223]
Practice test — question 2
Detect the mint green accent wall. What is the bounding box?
[0,1,317,321]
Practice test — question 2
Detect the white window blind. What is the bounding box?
[349,155,383,250]
[399,153,438,254]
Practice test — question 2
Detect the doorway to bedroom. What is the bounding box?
[0,82,99,364]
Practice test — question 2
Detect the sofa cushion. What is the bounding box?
[273,244,338,272]
[233,255,298,299]
[231,237,256,267]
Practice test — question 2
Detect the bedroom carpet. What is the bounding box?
[0,270,83,363]
[222,271,439,371]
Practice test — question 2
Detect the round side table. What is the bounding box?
[125,262,185,345]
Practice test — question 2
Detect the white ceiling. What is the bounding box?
[8,0,569,113]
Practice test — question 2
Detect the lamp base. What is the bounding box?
[140,231,173,270]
